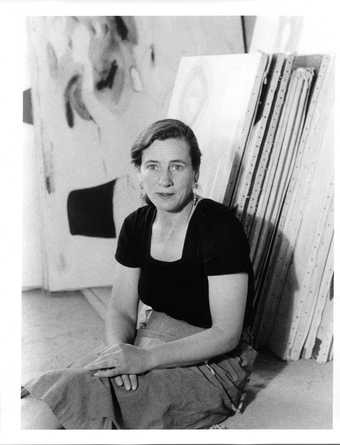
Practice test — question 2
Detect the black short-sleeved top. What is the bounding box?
[115,198,254,329]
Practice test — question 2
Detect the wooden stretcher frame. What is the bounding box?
[251,67,313,271]
[241,54,288,236]
[301,232,334,360]
[245,55,295,309]
[314,282,334,363]
[252,68,315,345]
[235,55,286,232]
[223,53,270,207]
[268,56,333,358]
[243,54,333,358]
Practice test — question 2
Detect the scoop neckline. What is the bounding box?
[148,198,206,264]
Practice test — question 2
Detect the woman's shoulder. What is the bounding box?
[197,198,239,226]
[196,199,250,255]
[196,198,248,242]
[124,204,155,228]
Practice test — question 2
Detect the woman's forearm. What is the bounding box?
[105,266,140,346]
[105,293,137,346]
[147,326,239,369]
[105,309,136,346]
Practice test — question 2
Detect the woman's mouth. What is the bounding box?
[156,192,175,199]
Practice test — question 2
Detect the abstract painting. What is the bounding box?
[27,16,244,290]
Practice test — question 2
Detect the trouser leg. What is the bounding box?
[21,395,63,429]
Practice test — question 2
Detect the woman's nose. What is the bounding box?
[158,168,173,186]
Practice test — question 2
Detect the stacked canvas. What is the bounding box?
[224,54,334,362]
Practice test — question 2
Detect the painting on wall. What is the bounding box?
[27,16,245,290]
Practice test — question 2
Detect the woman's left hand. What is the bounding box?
[84,343,151,377]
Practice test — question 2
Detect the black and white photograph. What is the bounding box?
[0,1,338,442]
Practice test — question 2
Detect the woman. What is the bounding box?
[22,119,256,429]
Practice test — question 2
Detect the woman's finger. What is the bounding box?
[114,376,123,387]
[129,374,138,391]
[100,344,121,354]
[121,374,131,391]
[93,368,120,378]
[85,357,116,370]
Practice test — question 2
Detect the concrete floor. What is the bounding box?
[22,289,333,429]
[22,289,105,382]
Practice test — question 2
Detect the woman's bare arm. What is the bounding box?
[86,273,248,376]
[105,261,140,345]
[101,261,141,391]
[147,273,248,369]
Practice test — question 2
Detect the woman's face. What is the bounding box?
[139,138,197,212]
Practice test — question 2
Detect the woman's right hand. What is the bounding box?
[114,374,138,391]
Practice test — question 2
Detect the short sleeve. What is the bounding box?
[203,213,250,276]
[115,213,141,268]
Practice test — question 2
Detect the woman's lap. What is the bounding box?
[22,311,255,429]
[24,357,249,429]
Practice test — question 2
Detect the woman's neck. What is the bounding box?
[155,196,197,230]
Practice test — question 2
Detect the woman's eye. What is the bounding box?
[146,164,158,170]
[171,164,184,172]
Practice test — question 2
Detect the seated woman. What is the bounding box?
[22,118,257,429]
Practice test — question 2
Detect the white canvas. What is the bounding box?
[167,53,266,203]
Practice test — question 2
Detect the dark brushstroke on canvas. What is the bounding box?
[23,89,34,125]
[150,44,155,64]
[64,74,94,128]
[65,100,74,128]
[67,179,117,238]
[45,176,53,194]
[46,42,59,78]
[62,16,140,129]
[115,16,129,41]
[96,60,118,90]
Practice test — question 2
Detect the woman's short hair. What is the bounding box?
[131,119,201,172]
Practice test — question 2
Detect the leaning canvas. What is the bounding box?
[167,53,267,202]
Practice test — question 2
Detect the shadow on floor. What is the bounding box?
[242,349,287,410]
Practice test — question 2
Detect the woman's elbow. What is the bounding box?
[227,335,241,352]
[213,326,241,353]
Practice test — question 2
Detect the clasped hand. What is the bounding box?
[84,343,151,391]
